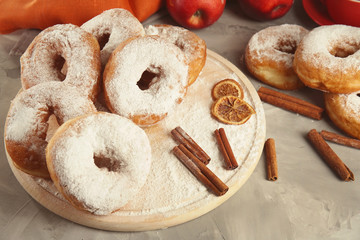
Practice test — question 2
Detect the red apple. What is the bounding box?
[237,0,294,21]
[166,0,226,29]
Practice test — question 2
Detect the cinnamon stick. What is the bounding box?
[173,144,228,196]
[171,127,211,164]
[214,129,232,169]
[175,127,211,162]
[320,130,360,150]
[265,138,278,181]
[307,129,354,181]
[215,128,238,169]
[258,87,324,112]
[257,88,324,120]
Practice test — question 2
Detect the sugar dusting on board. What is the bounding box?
[33,52,265,218]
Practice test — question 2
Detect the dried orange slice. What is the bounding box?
[211,79,244,100]
[211,96,255,125]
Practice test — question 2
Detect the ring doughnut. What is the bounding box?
[4,82,97,178]
[81,8,145,67]
[294,25,360,93]
[103,35,188,127]
[245,24,308,90]
[46,112,152,215]
[20,24,101,101]
[145,24,206,86]
[324,91,360,140]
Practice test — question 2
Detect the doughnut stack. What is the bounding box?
[245,24,360,140]
[4,8,207,215]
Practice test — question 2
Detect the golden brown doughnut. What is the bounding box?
[46,112,152,215]
[81,8,145,68]
[294,25,360,93]
[145,24,206,86]
[324,91,360,140]
[103,35,188,127]
[20,24,101,101]
[5,82,97,178]
[245,24,308,90]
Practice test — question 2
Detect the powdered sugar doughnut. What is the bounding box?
[145,24,206,86]
[245,24,308,90]
[46,112,152,215]
[20,24,101,101]
[324,91,360,140]
[103,35,188,127]
[81,8,145,67]
[294,25,360,93]
[4,82,97,178]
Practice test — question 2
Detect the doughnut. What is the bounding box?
[20,24,101,101]
[293,25,360,93]
[245,24,308,90]
[4,82,97,178]
[81,8,145,67]
[324,91,360,140]
[103,35,188,127]
[46,112,152,215]
[145,24,206,86]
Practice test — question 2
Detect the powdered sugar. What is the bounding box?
[31,52,265,219]
[6,82,96,142]
[111,52,266,216]
[4,82,97,177]
[145,25,206,65]
[20,24,100,100]
[247,24,308,68]
[48,113,152,215]
[297,25,360,71]
[6,102,40,142]
[81,8,145,66]
[104,35,188,121]
[339,91,360,117]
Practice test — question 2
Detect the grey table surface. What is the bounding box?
[1,1,359,239]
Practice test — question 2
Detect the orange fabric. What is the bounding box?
[0,0,164,34]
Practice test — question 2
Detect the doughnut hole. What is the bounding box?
[97,32,110,50]
[45,105,73,142]
[34,106,62,141]
[45,114,60,142]
[175,39,186,51]
[275,38,297,54]
[328,40,360,58]
[94,155,122,172]
[53,55,67,81]
[137,66,162,90]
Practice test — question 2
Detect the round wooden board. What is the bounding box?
[5,50,266,231]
